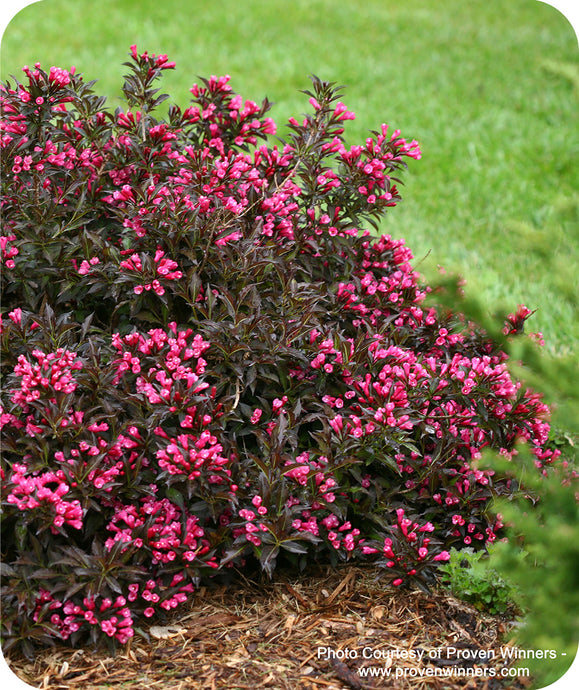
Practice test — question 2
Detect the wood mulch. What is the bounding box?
[4,565,532,690]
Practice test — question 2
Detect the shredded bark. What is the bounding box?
[4,565,531,690]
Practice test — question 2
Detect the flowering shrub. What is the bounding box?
[0,47,562,654]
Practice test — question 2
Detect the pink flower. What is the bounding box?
[155,54,176,70]
[78,257,100,275]
[433,551,451,562]
[8,308,22,325]
[272,396,288,414]
[334,102,356,121]
[250,408,263,424]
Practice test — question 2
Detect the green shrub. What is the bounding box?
[485,441,579,687]
[438,545,521,616]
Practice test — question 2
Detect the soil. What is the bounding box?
[4,565,532,690]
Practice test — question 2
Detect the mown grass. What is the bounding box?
[2,0,578,354]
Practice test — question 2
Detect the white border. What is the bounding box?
[537,1,579,44]
[0,1,42,47]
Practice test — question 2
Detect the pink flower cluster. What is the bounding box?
[103,141,300,249]
[11,347,82,407]
[379,508,450,586]
[156,430,230,482]
[106,496,217,569]
[283,454,363,554]
[112,323,209,390]
[1,129,103,188]
[335,233,427,328]
[0,63,76,135]
[235,507,270,547]
[302,259,559,474]
[6,463,83,533]
[320,517,361,552]
[187,73,276,148]
[0,234,18,268]
[283,451,337,502]
[34,590,134,644]
[346,124,420,205]
[118,248,183,296]
[130,45,176,70]
[450,510,504,546]
[77,256,100,275]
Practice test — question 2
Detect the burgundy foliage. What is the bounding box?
[0,48,559,654]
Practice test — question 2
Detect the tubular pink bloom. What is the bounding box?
[334,102,356,121]
[418,522,435,533]
[328,415,343,433]
[272,396,288,413]
[155,54,176,69]
[8,308,22,325]
[433,551,451,562]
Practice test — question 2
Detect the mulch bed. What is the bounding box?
[4,565,532,690]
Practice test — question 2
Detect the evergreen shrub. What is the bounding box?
[486,440,579,686]
[0,47,563,653]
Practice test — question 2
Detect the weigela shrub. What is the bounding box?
[0,47,561,654]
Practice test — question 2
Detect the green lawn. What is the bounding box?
[2,0,578,354]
